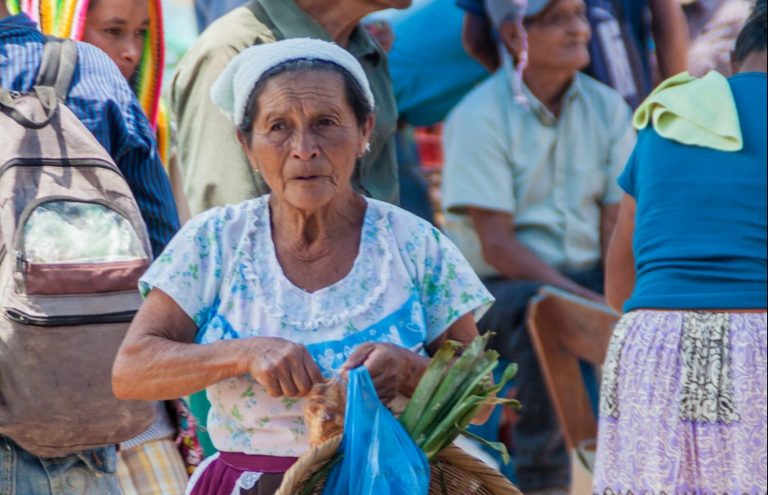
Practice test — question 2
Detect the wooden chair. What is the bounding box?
[526,286,619,453]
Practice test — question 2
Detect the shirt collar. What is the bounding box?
[0,13,39,34]
[258,0,383,66]
[503,61,582,126]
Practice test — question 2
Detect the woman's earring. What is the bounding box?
[358,142,371,157]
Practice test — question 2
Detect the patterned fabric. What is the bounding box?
[172,398,205,475]
[0,13,179,257]
[594,310,768,493]
[678,312,739,424]
[140,196,493,457]
[117,437,189,495]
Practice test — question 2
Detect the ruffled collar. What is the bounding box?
[241,195,392,331]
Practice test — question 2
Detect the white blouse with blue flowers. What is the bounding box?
[140,195,493,457]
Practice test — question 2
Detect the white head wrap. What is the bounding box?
[211,38,375,127]
[484,0,550,29]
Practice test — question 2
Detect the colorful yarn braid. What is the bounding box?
[9,0,171,167]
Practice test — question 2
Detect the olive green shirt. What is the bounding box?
[170,0,399,215]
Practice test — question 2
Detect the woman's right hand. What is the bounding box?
[244,337,324,398]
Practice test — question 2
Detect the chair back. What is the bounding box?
[526,286,619,450]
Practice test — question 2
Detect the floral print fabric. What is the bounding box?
[594,310,767,493]
[140,196,493,457]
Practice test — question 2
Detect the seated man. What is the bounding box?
[441,0,635,491]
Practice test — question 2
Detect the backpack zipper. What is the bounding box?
[5,308,137,327]
[0,157,122,177]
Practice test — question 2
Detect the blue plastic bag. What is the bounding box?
[322,367,430,495]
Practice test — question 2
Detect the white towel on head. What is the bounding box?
[211,37,375,127]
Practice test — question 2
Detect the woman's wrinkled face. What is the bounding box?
[241,70,374,212]
[526,0,591,73]
[82,0,149,80]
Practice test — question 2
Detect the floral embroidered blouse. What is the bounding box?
[140,195,493,457]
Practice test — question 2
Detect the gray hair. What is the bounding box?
[237,58,374,145]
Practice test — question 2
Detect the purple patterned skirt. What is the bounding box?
[593,310,767,493]
[186,451,297,495]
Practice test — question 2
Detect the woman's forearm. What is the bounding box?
[112,335,247,400]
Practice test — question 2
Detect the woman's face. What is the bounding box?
[241,70,374,212]
[82,0,149,80]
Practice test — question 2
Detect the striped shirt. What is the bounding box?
[1,14,179,256]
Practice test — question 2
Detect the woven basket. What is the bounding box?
[275,436,522,495]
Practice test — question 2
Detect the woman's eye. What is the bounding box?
[318,118,335,127]
[104,28,121,36]
[269,122,286,131]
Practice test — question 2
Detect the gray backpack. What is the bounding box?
[0,38,154,457]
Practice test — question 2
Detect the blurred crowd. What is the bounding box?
[0,0,764,494]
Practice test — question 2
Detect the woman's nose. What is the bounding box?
[291,128,320,161]
[122,40,141,65]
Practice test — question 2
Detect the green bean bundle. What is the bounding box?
[400,334,520,461]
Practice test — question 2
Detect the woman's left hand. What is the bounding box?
[342,342,426,403]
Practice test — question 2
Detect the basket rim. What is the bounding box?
[275,437,522,495]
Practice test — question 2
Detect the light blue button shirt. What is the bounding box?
[441,64,636,278]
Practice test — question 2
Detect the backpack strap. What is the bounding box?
[0,37,78,128]
[35,37,78,103]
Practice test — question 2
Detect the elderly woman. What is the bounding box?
[171,0,407,216]
[112,38,493,495]
[596,1,767,492]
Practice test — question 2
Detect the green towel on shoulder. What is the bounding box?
[633,71,743,151]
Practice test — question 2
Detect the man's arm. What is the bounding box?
[605,194,636,312]
[468,207,603,301]
[649,0,689,78]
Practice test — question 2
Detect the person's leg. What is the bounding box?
[479,278,569,491]
[1,436,120,494]
[1,435,55,494]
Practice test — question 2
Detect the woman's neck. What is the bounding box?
[269,192,365,260]
[522,66,575,117]
[296,0,371,47]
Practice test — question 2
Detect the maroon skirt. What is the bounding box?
[186,451,298,495]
